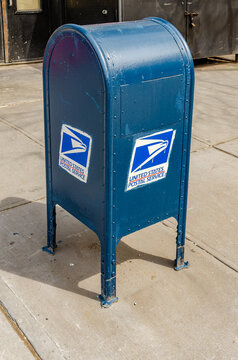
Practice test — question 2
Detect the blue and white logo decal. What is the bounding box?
[59,124,92,183]
[126,129,176,191]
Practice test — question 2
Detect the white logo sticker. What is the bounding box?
[59,124,92,183]
[127,129,176,191]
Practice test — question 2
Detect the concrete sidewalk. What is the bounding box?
[0,59,237,360]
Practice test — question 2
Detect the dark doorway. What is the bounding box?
[64,0,117,25]
[186,0,234,58]
[2,0,50,63]
[1,0,238,63]
[121,0,238,59]
[42,0,238,61]
[49,0,118,33]
[122,0,186,38]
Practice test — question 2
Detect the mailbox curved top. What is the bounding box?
[43,17,194,92]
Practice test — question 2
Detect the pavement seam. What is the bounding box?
[162,221,238,273]
[212,145,238,159]
[0,300,42,360]
[192,134,238,148]
[0,197,46,213]
[213,135,238,146]
[191,134,210,147]
[1,277,67,360]
[196,78,238,91]
[0,98,42,109]
[0,116,44,148]
[185,235,238,273]
[191,135,238,158]
[0,61,42,69]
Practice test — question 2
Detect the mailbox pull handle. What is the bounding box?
[185,11,198,27]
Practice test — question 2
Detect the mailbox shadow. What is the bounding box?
[0,197,174,303]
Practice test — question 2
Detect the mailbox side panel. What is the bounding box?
[115,100,185,238]
[84,18,194,241]
[44,30,106,237]
[112,21,194,239]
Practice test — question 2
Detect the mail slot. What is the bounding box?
[43,18,194,307]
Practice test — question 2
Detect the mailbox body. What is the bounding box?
[43,18,194,306]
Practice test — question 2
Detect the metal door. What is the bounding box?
[49,0,64,32]
[186,0,236,58]
[121,0,186,37]
[0,1,4,62]
[4,0,50,62]
[64,0,117,25]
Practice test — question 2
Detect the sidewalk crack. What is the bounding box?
[162,220,238,273]
[0,197,46,213]
[0,117,44,148]
[0,99,41,109]
[0,300,42,360]
[212,145,238,159]
[1,278,68,360]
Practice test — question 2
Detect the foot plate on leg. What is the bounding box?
[174,261,190,271]
[42,246,55,255]
[99,295,118,308]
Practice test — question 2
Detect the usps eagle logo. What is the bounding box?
[59,124,92,183]
[127,129,176,191]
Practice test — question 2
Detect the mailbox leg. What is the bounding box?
[99,237,118,307]
[42,202,57,255]
[175,220,190,271]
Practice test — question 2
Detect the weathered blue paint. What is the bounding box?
[43,18,194,307]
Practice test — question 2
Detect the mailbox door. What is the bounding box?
[46,32,106,236]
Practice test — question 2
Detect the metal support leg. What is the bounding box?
[99,236,118,307]
[175,224,190,271]
[174,62,192,271]
[42,203,57,255]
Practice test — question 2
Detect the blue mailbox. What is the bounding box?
[43,18,194,307]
